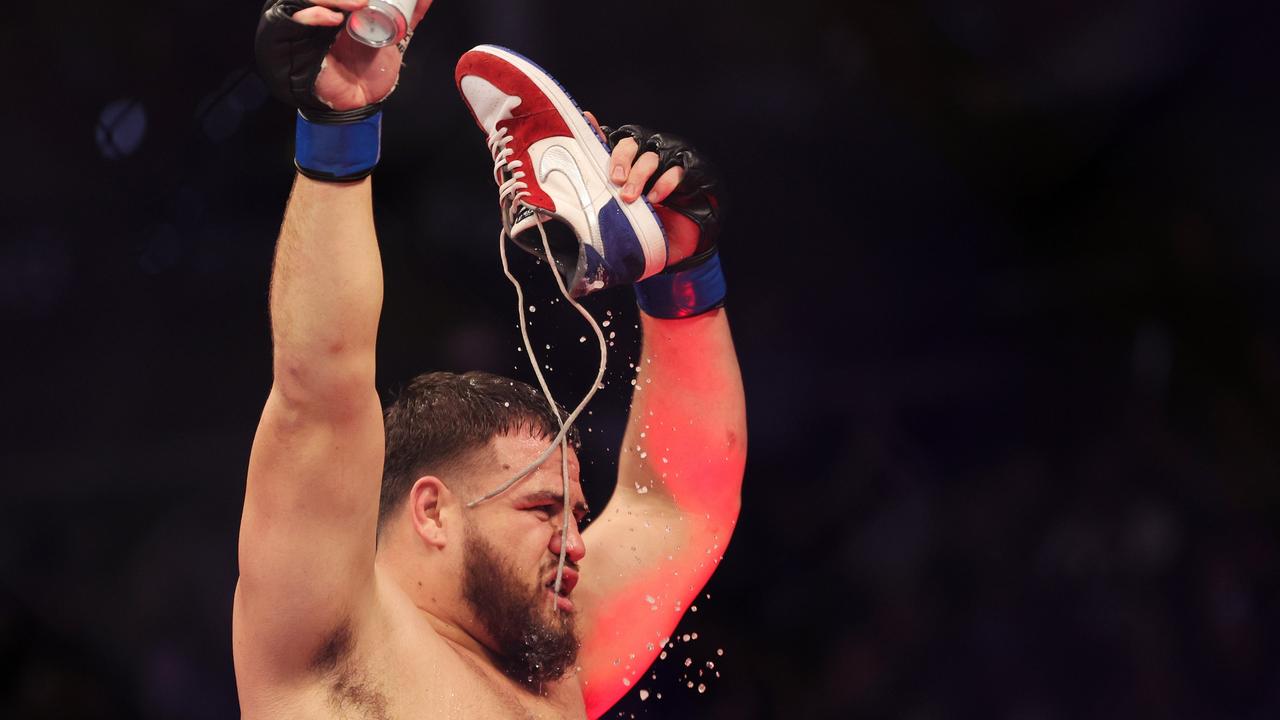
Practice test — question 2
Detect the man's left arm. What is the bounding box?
[577,308,745,714]
[576,126,746,716]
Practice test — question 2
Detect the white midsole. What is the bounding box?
[473,45,669,278]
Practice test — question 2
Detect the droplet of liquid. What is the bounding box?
[697,683,706,694]
[528,305,536,312]
[639,689,650,701]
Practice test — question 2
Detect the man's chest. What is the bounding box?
[269,640,587,720]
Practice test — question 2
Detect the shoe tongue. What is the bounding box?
[510,205,551,237]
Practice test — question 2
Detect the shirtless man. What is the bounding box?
[235,2,746,717]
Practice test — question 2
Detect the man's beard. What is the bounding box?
[461,522,579,688]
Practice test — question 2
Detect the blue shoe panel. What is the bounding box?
[596,198,646,284]
[582,244,608,289]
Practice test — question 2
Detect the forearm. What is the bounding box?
[618,309,746,525]
[269,174,382,403]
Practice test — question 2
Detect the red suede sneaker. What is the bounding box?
[456,45,668,296]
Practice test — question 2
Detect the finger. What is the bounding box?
[291,6,346,25]
[622,151,660,203]
[609,138,639,186]
[583,111,608,143]
[646,166,685,204]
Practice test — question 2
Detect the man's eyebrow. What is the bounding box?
[517,489,590,514]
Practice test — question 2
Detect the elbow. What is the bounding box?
[677,429,747,522]
[682,462,745,531]
[715,444,747,526]
[723,482,744,523]
[271,350,376,414]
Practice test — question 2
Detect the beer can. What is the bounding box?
[347,0,416,48]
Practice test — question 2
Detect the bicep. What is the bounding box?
[234,385,384,679]
[574,495,735,716]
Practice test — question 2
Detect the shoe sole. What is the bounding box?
[469,44,669,280]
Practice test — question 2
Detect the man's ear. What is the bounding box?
[409,476,452,549]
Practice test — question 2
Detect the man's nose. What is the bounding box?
[548,517,586,563]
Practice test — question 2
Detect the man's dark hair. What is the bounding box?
[379,371,580,531]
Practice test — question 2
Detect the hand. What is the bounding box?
[584,113,721,269]
[256,0,433,115]
[294,0,433,111]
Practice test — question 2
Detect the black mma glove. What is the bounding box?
[603,124,728,318]
[255,0,398,181]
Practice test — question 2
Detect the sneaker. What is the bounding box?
[455,45,668,296]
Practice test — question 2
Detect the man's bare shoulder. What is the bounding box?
[235,566,587,719]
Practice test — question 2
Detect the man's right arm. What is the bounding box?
[235,0,433,684]
[233,173,385,681]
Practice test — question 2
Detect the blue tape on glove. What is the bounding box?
[295,110,382,181]
[635,250,727,319]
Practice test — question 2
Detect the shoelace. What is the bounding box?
[468,124,611,601]
[486,125,529,225]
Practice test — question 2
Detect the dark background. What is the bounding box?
[4,0,1280,717]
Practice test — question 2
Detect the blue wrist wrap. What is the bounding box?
[294,110,382,181]
[635,249,727,319]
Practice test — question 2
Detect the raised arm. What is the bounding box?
[234,173,385,680]
[576,126,747,716]
[233,0,431,686]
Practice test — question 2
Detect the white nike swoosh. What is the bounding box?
[538,143,603,253]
